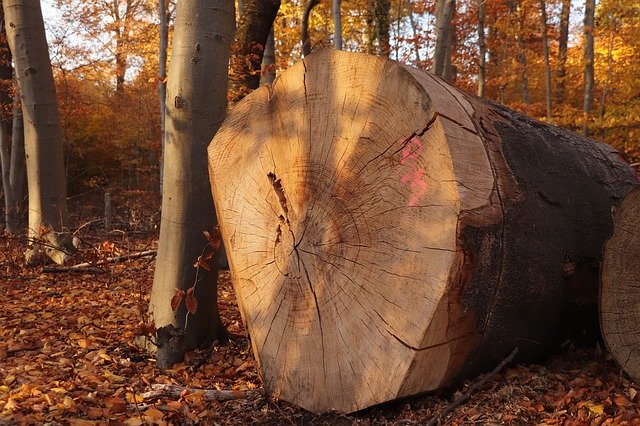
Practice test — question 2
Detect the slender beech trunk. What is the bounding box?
[333,0,342,50]
[540,0,552,120]
[150,0,234,368]
[557,0,570,105]
[432,0,455,80]
[374,0,391,56]
[600,32,615,121]
[408,1,421,64]
[9,102,24,215]
[261,27,276,85]
[364,0,376,54]
[3,0,71,264]
[582,0,595,137]
[477,0,486,97]
[513,1,531,106]
[158,0,168,192]
[0,9,15,233]
[302,0,319,57]
[230,0,280,100]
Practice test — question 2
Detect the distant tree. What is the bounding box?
[476,0,485,97]
[302,0,319,57]
[432,0,455,81]
[149,0,234,368]
[52,0,156,93]
[556,0,570,105]
[261,27,276,85]
[3,0,71,264]
[230,0,280,99]
[374,0,391,56]
[583,0,595,136]
[333,0,342,50]
[0,6,16,233]
[511,0,531,106]
[540,0,552,120]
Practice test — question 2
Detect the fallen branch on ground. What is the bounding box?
[139,383,262,402]
[427,347,520,426]
[43,250,157,273]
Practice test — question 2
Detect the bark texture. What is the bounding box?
[208,50,637,413]
[158,0,168,191]
[557,0,570,105]
[540,0,552,120]
[601,187,640,386]
[150,0,234,368]
[230,0,280,101]
[333,0,342,50]
[301,0,319,57]
[3,0,71,263]
[432,0,454,81]
[582,0,595,136]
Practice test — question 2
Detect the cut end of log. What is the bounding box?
[601,187,640,384]
[209,49,637,413]
[210,49,486,412]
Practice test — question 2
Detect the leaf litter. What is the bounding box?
[1,232,640,425]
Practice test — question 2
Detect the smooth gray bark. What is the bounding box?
[3,0,71,263]
[158,0,168,192]
[432,0,455,80]
[9,102,24,218]
[582,0,595,136]
[261,27,276,85]
[333,0,342,50]
[150,0,234,368]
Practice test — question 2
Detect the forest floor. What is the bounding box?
[1,209,640,425]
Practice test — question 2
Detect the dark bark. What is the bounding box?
[582,0,595,136]
[230,0,280,102]
[540,0,552,120]
[477,0,485,97]
[556,0,570,105]
[374,0,391,56]
[301,0,319,57]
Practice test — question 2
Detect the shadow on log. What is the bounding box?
[208,49,637,413]
[600,187,640,385]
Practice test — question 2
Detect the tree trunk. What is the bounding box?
[229,0,280,101]
[374,0,391,56]
[158,0,168,192]
[540,0,552,121]
[557,0,570,105]
[432,0,454,80]
[3,0,71,264]
[364,0,376,55]
[333,0,342,50]
[476,0,485,97]
[9,101,24,218]
[0,8,14,233]
[601,188,640,387]
[514,1,531,106]
[301,0,319,57]
[599,32,614,122]
[261,27,276,85]
[407,1,421,64]
[208,49,637,413]
[583,0,595,137]
[150,0,234,368]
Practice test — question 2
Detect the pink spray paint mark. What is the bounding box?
[401,168,429,207]
[399,136,425,165]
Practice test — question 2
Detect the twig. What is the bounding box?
[42,250,157,273]
[427,347,519,426]
[139,383,262,402]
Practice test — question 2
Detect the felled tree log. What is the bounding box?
[601,187,640,385]
[208,49,637,413]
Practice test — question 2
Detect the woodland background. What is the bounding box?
[30,0,640,201]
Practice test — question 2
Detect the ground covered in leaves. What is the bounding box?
[1,227,640,425]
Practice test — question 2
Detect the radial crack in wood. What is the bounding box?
[208,49,637,413]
